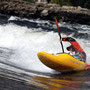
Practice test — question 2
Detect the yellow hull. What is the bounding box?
[37,52,86,72]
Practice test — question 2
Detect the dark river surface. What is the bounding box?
[0,14,90,90]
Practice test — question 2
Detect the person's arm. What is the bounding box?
[59,37,67,42]
[62,37,76,42]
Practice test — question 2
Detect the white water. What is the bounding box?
[0,17,90,74]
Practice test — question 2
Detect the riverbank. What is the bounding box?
[0,0,90,25]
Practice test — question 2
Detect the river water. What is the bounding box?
[0,14,90,90]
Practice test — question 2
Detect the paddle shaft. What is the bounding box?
[55,19,64,53]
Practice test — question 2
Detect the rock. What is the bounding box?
[77,6,82,10]
[41,9,48,16]
[0,0,90,25]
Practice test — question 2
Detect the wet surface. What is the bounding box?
[0,14,90,90]
[0,67,90,90]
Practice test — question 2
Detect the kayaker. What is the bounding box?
[60,37,86,62]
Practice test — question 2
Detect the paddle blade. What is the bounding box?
[55,19,61,36]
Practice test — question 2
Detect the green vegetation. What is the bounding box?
[70,0,90,8]
[23,0,34,3]
[84,1,90,9]
[50,0,72,6]
[50,0,90,9]
[23,0,90,9]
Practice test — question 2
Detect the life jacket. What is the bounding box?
[62,37,84,52]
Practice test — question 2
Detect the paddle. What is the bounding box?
[55,18,64,53]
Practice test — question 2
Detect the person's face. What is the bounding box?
[70,48,73,51]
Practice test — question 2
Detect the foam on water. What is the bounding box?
[0,18,90,73]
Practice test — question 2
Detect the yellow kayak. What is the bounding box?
[37,52,87,72]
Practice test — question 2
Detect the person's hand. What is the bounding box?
[79,54,84,57]
[59,38,62,42]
